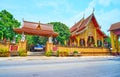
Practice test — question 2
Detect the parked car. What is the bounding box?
[34,44,44,51]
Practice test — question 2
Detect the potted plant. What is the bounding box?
[73,51,78,57]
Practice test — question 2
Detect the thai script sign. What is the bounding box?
[9,45,18,52]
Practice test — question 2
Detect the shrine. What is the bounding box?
[14,20,58,53]
[69,12,107,47]
[109,22,120,55]
[14,20,58,37]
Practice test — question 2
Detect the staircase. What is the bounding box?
[27,51,45,56]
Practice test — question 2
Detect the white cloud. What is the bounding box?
[98,0,112,7]
[36,1,58,8]
[35,0,75,14]
[98,0,120,7]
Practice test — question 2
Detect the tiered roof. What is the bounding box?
[14,20,58,37]
[70,13,106,38]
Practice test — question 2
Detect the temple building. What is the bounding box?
[109,22,120,54]
[69,12,107,47]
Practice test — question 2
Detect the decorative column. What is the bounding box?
[18,40,27,51]
[116,35,119,52]
[74,39,76,46]
[76,35,80,47]
[94,29,97,47]
[117,36,119,53]
[101,37,104,47]
[110,31,115,51]
[85,31,88,47]
[46,37,53,52]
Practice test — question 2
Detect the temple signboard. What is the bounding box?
[9,45,18,52]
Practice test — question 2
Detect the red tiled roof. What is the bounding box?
[109,22,120,31]
[96,28,107,38]
[23,20,53,31]
[70,18,84,32]
[14,20,58,37]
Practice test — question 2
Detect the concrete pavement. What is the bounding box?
[0,56,120,77]
[0,56,117,62]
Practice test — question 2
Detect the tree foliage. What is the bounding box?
[26,35,48,45]
[0,10,20,41]
[104,36,111,44]
[49,22,70,45]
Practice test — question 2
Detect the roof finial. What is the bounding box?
[83,12,85,19]
[37,21,41,29]
[75,22,76,24]
[22,18,24,21]
[38,21,41,26]
[92,7,95,14]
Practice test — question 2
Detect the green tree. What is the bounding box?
[26,35,48,45]
[26,35,48,50]
[0,9,20,41]
[104,36,111,43]
[49,22,70,45]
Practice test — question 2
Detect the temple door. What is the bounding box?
[87,36,95,47]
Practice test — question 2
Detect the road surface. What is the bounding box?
[0,56,120,77]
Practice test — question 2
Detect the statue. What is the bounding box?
[48,37,52,43]
[21,32,25,42]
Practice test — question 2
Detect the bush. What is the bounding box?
[56,51,59,57]
[64,51,68,56]
[73,51,78,54]
[45,50,52,57]
[59,51,68,57]
[18,49,27,56]
[73,51,78,56]
[0,48,10,57]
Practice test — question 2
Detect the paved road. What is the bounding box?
[0,56,120,77]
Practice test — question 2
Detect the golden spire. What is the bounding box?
[22,18,24,21]
[75,22,76,25]
[83,13,85,19]
[38,21,41,29]
[92,8,95,14]
[39,21,40,24]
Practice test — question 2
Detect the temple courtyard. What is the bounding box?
[0,56,120,77]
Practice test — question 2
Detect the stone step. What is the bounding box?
[27,51,45,56]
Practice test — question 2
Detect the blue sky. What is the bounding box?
[0,0,120,35]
